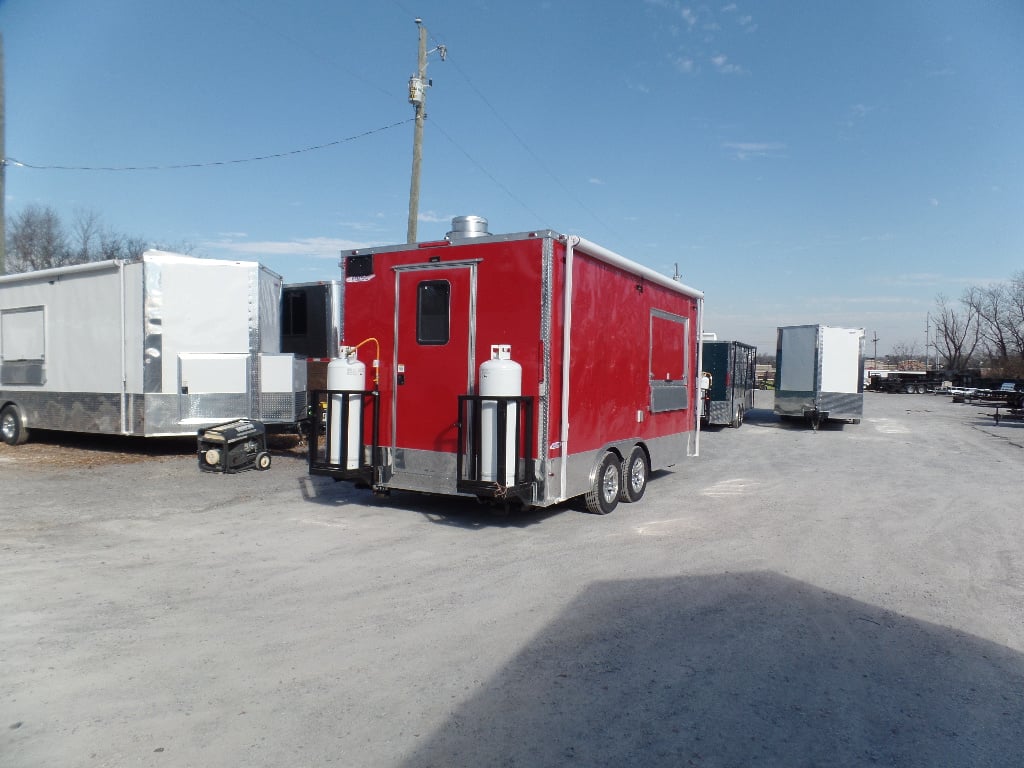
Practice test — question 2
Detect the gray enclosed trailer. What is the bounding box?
[774,324,864,428]
[0,251,306,445]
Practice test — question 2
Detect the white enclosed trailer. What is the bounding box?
[0,250,306,445]
[774,324,864,427]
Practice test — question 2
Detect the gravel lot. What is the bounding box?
[2,391,1023,768]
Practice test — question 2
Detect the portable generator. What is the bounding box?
[197,419,271,473]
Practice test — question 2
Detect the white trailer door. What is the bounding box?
[820,327,863,394]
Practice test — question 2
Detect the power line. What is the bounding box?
[3,118,414,172]
[429,117,550,227]
[440,52,614,238]
[389,1,613,236]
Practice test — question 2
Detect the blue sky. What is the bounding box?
[2,0,1022,356]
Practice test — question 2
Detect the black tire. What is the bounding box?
[619,446,649,503]
[255,451,272,471]
[584,452,621,515]
[1,404,28,446]
[731,405,744,428]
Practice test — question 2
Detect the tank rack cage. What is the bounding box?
[307,390,381,485]
[456,395,536,501]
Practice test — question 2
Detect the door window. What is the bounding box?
[417,280,451,345]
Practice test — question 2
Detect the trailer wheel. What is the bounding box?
[1,405,28,446]
[619,447,649,503]
[255,451,272,471]
[584,452,621,515]
[731,405,744,428]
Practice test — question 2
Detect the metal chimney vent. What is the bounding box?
[446,216,490,240]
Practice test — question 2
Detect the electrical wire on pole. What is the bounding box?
[406,18,445,244]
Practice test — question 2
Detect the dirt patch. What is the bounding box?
[0,431,306,469]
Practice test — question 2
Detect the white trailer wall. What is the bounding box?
[1,253,304,440]
[820,326,864,394]
[0,263,126,393]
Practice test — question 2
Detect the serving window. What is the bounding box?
[649,309,689,412]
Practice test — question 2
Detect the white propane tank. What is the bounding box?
[479,344,522,483]
[327,347,366,469]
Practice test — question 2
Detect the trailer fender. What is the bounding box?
[1,402,30,446]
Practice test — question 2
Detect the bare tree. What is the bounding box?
[933,293,981,371]
[97,230,149,261]
[69,208,104,265]
[1000,271,1024,376]
[5,206,187,273]
[962,276,1024,376]
[5,204,69,272]
[888,340,921,370]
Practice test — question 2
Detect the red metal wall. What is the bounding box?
[340,234,699,459]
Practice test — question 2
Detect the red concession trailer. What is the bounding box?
[308,217,704,514]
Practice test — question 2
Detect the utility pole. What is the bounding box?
[406,18,445,244]
[871,331,879,363]
[925,314,930,371]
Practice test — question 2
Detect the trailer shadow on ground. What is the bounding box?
[300,472,686,528]
[300,479,574,529]
[399,571,1024,767]
[722,407,853,432]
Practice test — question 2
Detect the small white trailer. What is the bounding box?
[0,251,307,445]
[774,324,864,428]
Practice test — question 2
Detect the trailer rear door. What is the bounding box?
[393,263,477,462]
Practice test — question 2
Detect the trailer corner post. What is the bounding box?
[119,260,128,435]
[559,237,576,502]
[694,294,704,457]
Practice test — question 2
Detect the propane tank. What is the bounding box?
[479,345,522,484]
[327,347,366,469]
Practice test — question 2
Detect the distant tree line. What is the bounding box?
[3,204,192,274]
[933,272,1024,377]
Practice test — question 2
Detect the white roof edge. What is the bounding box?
[0,258,123,285]
[565,235,704,300]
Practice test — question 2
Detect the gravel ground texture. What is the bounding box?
[2,390,1023,768]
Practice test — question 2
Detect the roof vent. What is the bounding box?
[446,215,490,240]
